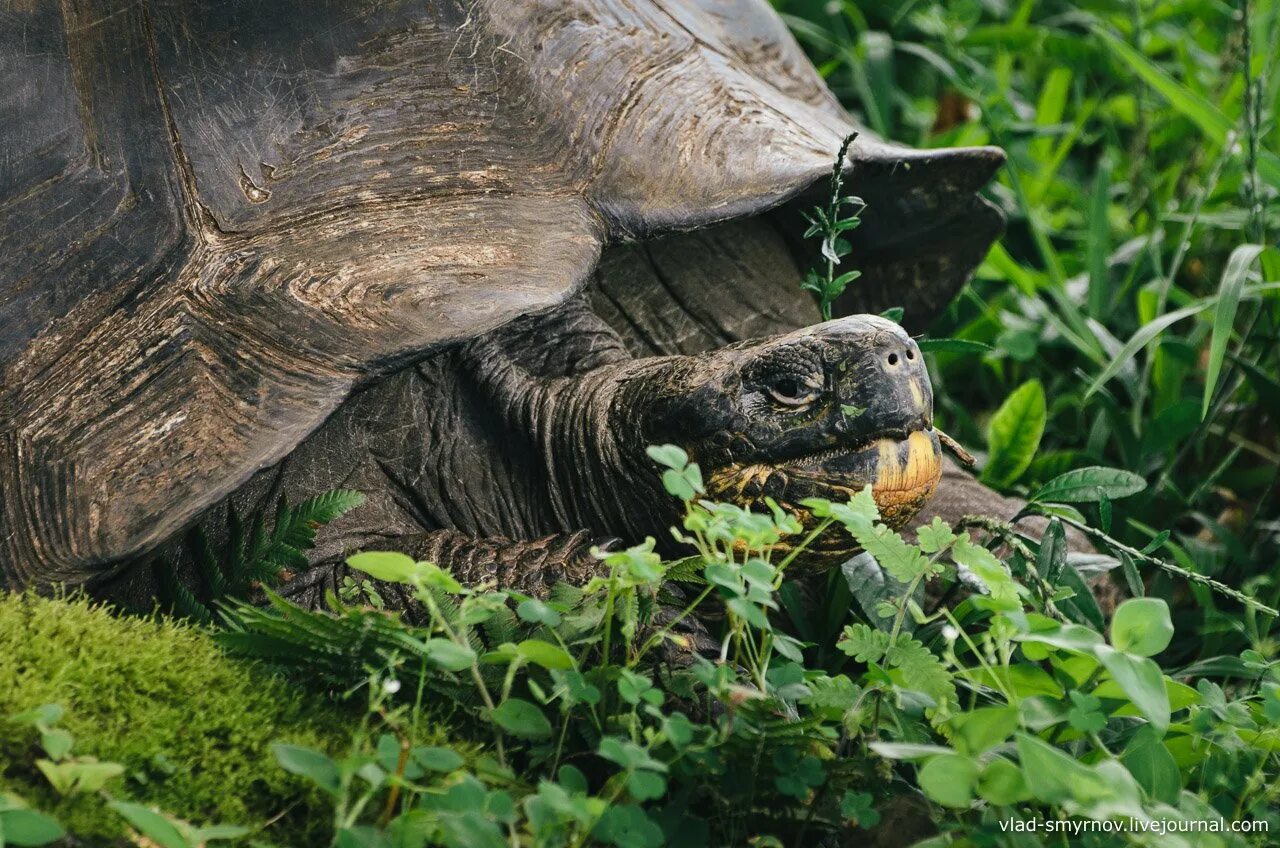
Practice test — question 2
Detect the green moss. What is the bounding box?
[0,592,352,845]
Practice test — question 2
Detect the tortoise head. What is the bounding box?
[635,315,941,566]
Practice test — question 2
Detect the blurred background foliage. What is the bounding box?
[776,0,1279,663]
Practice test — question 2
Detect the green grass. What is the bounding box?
[777,0,1280,668]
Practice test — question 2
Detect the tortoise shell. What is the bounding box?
[0,0,1002,581]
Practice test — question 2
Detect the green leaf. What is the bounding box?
[345,552,420,584]
[1203,244,1267,417]
[1121,725,1181,805]
[489,699,552,739]
[1030,466,1146,503]
[1037,518,1067,585]
[272,744,342,796]
[1015,733,1103,805]
[867,742,954,761]
[1093,28,1280,189]
[0,806,65,847]
[516,598,562,626]
[1084,300,1213,399]
[917,754,978,808]
[947,706,1019,755]
[837,622,891,664]
[1095,646,1171,735]
[39,729,72,762]
[36,759,123,795]
[425,639,478,672]
[105,802,190,848]
[515,639,573,670]
[645,444,688,470]
[916,517,957,554]
[952,536,1018,605]
[976,757,1030,806]
[413,746,464,773]
[627,770,667,801]
[1086,157,1112,317]
[8,705,63,728]
[846,522,935,583]
[1110,598,1174,658]
[982,380,1046,486]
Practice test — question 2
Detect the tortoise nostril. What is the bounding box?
[887,352,899,366]
[906,349,915,360]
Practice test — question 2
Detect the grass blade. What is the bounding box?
[1202,244,1265,418]
[1094,27,1280,189]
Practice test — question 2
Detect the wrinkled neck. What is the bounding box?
[528,359,678,543]
[463,326,681,544]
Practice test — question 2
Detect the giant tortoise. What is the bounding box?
[0,0,1015,605]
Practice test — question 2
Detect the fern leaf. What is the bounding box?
[294,489,366,526]
[837,622,891,664]
[225,503,247,592]
[951,535,1020,605]
[848,523,939,584]
[269,495,292,547]
[886,636,956,714]
[186,526,228,600]
[238,508,269,588]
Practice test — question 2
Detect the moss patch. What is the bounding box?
[0,592,352,844]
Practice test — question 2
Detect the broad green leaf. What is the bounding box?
[948,707,1019,755]
[977,757,1030,806]
[1203,244,1267,417]
[425,639,478,672]
[1120,726,1181,804]
[105,802,190,848]
[0,807,65,847]
[1016,733,1103,805]
[982,380,1046,486]
[273,744,341,796]
[1096,646,1171,735]
[489,699,552,739]
[413,746,464,773]
[515,639,573,670]
[345,552,420,584]
[1029,466,1147,504]
[516,598,562,627]
[8,705,63,727]
[645,444,688,470]
[1110,598,1174,657]
[917,754,978,808]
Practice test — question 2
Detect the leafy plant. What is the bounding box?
[6,704,248,848]
[206,443,1280,846]
[801,132,865,320]
[156,489,364,623]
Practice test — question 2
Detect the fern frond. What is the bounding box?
[160,488,364,623]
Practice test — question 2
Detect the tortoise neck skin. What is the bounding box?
[469,312,943,565]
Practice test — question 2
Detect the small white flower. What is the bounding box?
[383,678,402,695]
[941,625,960,643]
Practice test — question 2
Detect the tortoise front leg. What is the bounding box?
[281,529,609,612]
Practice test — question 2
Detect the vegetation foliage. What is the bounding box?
[0,593,351,845]
[2,0,1278,845]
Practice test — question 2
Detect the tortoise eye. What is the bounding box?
[767,376,821,407]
